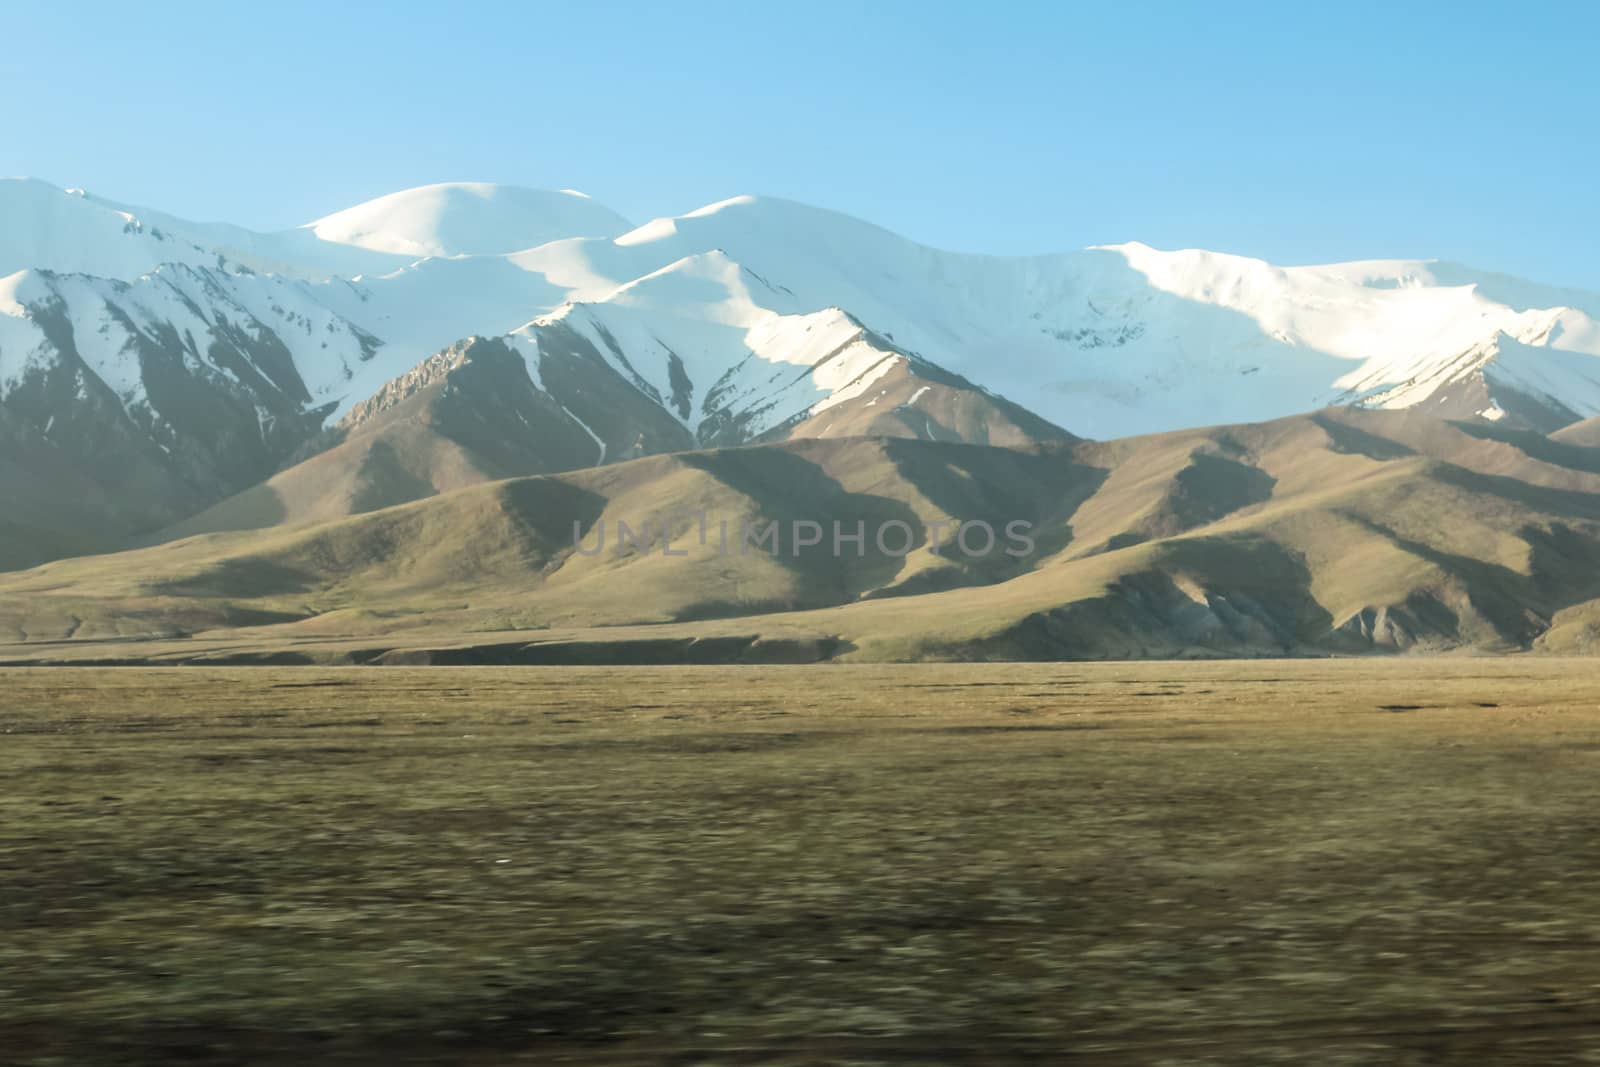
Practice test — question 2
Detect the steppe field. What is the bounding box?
[8,660,1600,1065]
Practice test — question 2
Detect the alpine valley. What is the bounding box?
[5,177,1600,663]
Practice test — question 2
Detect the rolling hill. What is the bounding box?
[6,407,1600,663]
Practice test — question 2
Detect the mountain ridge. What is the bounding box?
[5,176,1600,579]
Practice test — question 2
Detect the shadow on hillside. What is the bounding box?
[1311,411,1418,461]
[671,447,926,613]
[1451,420,1600,476]
[968,535,1336,660]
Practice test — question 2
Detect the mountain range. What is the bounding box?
[4,177,1600,662]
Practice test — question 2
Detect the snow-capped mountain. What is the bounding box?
[519,195,1600,438]
[4,175,1600,567]
[305,182,635,258]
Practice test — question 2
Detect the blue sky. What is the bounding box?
[5,1,1597,288]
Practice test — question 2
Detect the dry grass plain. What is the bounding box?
[7,660,1600,1064]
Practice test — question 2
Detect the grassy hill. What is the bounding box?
[7,408,1600,662]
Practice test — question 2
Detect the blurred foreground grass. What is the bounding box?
[7,661,1600,1064]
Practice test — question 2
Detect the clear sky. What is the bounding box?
[5,0,1597,288]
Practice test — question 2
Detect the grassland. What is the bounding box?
[7,660,1600,1064]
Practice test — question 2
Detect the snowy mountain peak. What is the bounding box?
[305,182,634,258]
[0,178,216,281]
[6,174,1600,549]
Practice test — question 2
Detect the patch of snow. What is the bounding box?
[561,405,607,464]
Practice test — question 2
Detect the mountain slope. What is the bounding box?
[159,335,689,537]
[159,325,1070,539]
[7,408,1600,661]
[0,264,380,510]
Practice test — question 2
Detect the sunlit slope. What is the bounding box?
[6,408,1600,659]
